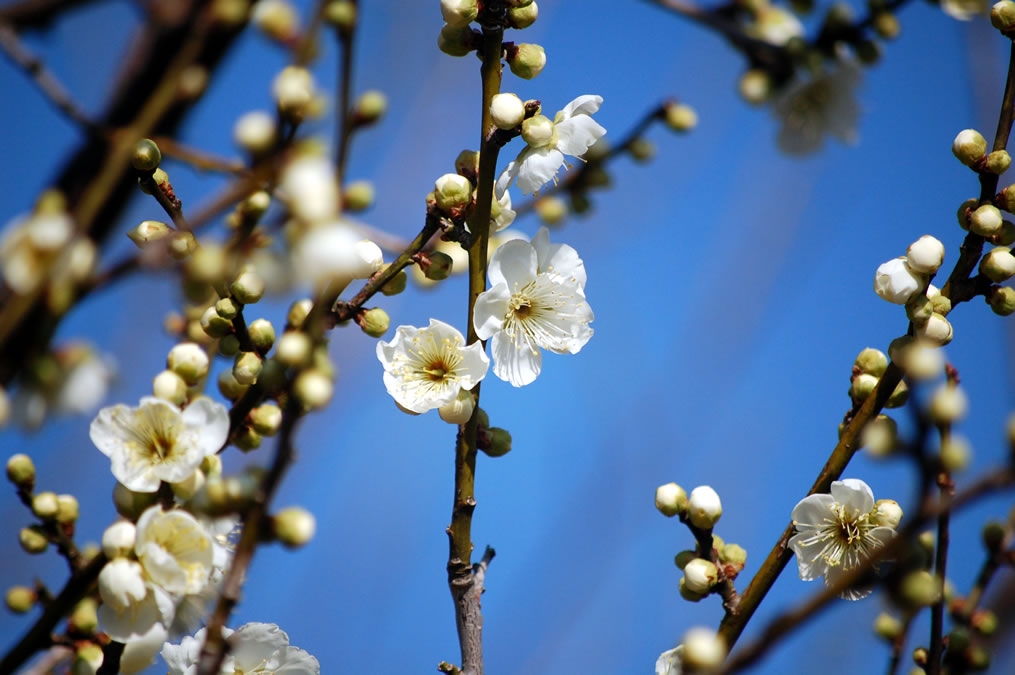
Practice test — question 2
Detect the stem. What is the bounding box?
[0,0,94,28]
[887,614,915,675]
[927,472,954,675]
[333,0,356,181]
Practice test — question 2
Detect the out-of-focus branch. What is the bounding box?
[0,0,96,29]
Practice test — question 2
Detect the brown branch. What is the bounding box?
[151,135,252,176]
[887,613,915,675]
[332,0,356,181]
[0,0,96,29]
[927,472,954,675]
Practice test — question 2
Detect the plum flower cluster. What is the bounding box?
[162,621,320,674]
[873,234,956,345]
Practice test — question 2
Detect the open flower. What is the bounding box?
[496,95,606,195]
[656,646,684,675]
[474,227,593,387]
[96,558,174,642]
[376,319,489,414]
[90,397,228,492]
[162,622,320,675]
[788,478,897,600]
[135,506,215,596]
[773,58,861,156]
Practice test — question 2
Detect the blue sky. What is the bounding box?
[1,1,1014,673]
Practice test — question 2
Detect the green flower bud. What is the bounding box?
[521,114,556,148]
[982,520,1006,550]
[32,491,59,520]
[73,643,104,674]
[379,265,408,296]
[957,197,978,228]
[249,403,283,436]
[687,485,722,529]
[248,318,276,353]
[112,482,157,520]
[252,0,299,43]
[359,308,390,338]
[971,609,998,636]
[324,0,356,33]
[186,243,226,284]
[980,246,1015,282]
[682,558,718,594]
[738,69,772,105]
[6,454,35,488]
[219,334,241,357]
[218,368,250,401]
[19,526,48,554]
[438,23,476,57]
[720,543,747,566]
[948,627,971,654]
[171,468,205,500]
[850,373,879,402]
[441,0,478,27]
[343,180,374,211]
[918,530,935,554]
[275,331,313,368]
[873,12,900,39]
[127,220,172,248]
[940,435,971,473]
[230,269,265,305]
[201,454,222,478]
[354,90,387,123]
[507,1,538,28]
[854,347,888,376]
[288,298,313,329]
[69,597,99,634]
[454,150,481,180]
[56,494,79,524]
[873,499,904,529]
[906,294,933,325]
[992,0,1015,32]
[233,352,263,386]
[132,138,162,172]
[482,427,512,457]
[996,219,1015,245]
[953,129,987,168]
[873,612,902,641]
[273,506,316,548]
[900,570,941,607]
[434,173,472,211]
[153,369,188,405]
[863,414,899,458]
[628,138,656,163]
[987,150,1012,175]
[490,93,526,130]
[930,293,952,316]
[970,204,1003,237]
[137,168,169,195]
[988,286,1015,315]
[166,231,196,262]
[167,342,210,385]
[215,297,239,320]
[508,43,546,79]
[912,647,928,666]
[678,577,705,602]
[535,196,567,226]
[663,102,698,133]
[200,306,233,338]
[914,313,952,347]
[232,425,262,452]
[1000,184,1015,213]
[966,646,990,671]
[674,550,696,569]
[885,378,909,409]
[422,251,454,280]
[294,369,333,409]
[5,586,36,613]
[654,482,688,517]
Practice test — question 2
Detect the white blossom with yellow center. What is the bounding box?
[90,397,228,492]
[135,506,215,596]
[376,319,489,414]
[788,478,897,600]
[162,622,320,674]
[773,57,861,156]
[474,227,593,387]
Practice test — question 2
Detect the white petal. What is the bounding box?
[181,397,230,457]
[831,479,874,515]
[559,94,602,119]
[473,284,511,340]
[555,115,607,157]
[491,330,542,387]
[530,227,587,288]
[458,342,491,387]
[89,404,134,458]
[515,148,564,195]
[823,564,873,601]
[790,493,836,526]
[488,240,538,289]
[119,622,169,674]
[788,532,827,581]
[231,622,290,669]
[495,160,519,198]
[273,647,321,674]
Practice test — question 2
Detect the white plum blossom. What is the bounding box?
[773,58,861,155]
[473,227,593,387]
[280,155,338,224]
[169,516,238,637]
[874,257,925,305]
[89,397,228,492]
[292,222,382,289]
[496,95,606,195]
[135,505,215,595]
[162,622,320,675]
[788,478,897,600]
[96,558,174,642]
[656,645,684,675]
[376,319,489,414]
[120,621,170,674]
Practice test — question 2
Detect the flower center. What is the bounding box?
[424,363,448,381]
[513,301,532,319]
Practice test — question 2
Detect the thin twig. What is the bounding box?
[927,471,953,675]
[151,135,252,176]
[0,0,95,29]
[332,0,356,181]
[887,613,915,675]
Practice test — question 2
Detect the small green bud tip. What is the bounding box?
[127,220,172,248]
[70,598,98,633]
[475,407,490,429]
[215,298,239,320]
[873,12,900,39]
[438,23,476,57]
[982,521,1006,550]
[233,352,263,386]
[324,0,356,33]
[873,612,903,641]
[19,526,48,554]
[5,586,36,614]
[854,347,888,377]
[992,1,1015,32]
[986,150,1012,175]
[56,494,79,524]
[654,482,688,517]
[885,378,910,409]
[912,647,928,666]
[132,138,161,172]
[6,453,35,488]
[719,543,747,566]
[483,427,512,457]
[454,150,481,180]
[900,570,941,607]
[31,491,59,520]
[628,138,656,163]
[294,369,333,409]
[359,308,390,338]
[274,506,316,548]
[232,426,262,452]
[906,295,933,325]
[988,285,1015,315]
[248,318,276,353]
[230,269,265,305]
[343,180,375,211]
[971,609,999,636]
[422,251,454,280]
[287,298,313,329]
[74,643,104,672]
[354,90,387,123]
[200,306,233,338]
[507,43,546,80]
[674,550,696,569]
[953,129,987,168]
[249,403,283,436]
[507,1,538,28]
[379,265,408,296]
[678,577,705,602]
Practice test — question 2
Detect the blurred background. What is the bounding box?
[1,0,1014,672]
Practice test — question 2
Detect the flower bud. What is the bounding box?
[101,521,137,559]
[873,499,903,529]
[218,369,249,401]
[359,308,390,338]
[73,643,103,674]
[687,485,722,530]
[247,318,276,353]
[56,494,79,524]
[343,180,374,211]
[739,69,773,105]
[508,1,538,28]
[273,66,315,119]
[682,627,727,670]
[482,427,512,457]
[628,138,656,163]
[655,482,688,517]
[438,23,476,57]
[900,570,941,607]
[953,129,987,167]
[906,293,934,325]
[286,298,313,329]
[673,550,695,570]
[5,586,35,614]
[930,292,952,316]
[167,342,209,385]
[230,269,265,304]
[275,331,312,368]
[874,258,925,304]
[233,110,276,154]
[421,251,455,280]
[216,298,239,320]
[127,220,172,248]
[906,235,945,274]
[849,373,880,404]
[439,388,475,425]
[679,577,704,602]
[6,453,35,488]
[151,369,187,405]
[521,114,555,148]
[379,265,408,296]
[69,597,99,634]
[200,306,233,338]
[131,138,161,172]
[508,43,546,79]
[940,434,972,472]
[854,347,887,377]
[532,197,566,226]
[435,173,473,211]
[218,334,240,357]
[233,352,263,386]
[885,378,910,409]
[454,150,480,181]
[987,149,1012,175]
[249,403,283,436]
[971,609,998,635]
[325,0,356,33]
[664,102,698,132]
[863,414,898,457]
[137,167,168,195]
[902,342,944,380]
[720,543,747,567]
[19,526,48,554]
[294,369,333,409]
[441,0,478,27]
[31,491,59,519]
[682,558,718,595]
[988,285,1015,315]
[992,1,1015,32]
[873,12,900,38]
[354,90,387,123]
[232,425,262,452]
[490,93,526,130]
[915,313,952,346]
[980,246,1015,282]
[929,384,968,424]
[873,612,902,641]
[970,204,1003,237]
[273,506,316,548]
[252,0,299,43]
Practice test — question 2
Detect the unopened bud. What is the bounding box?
[940,435,971,472]
[507,1,538,28]
[379,265,408,296]
[132,139,161,172]
[655,482,688,517]
[682,558,718,594]
[252,0,299,43]
[434,173,473,211]
[152,369,187,405]
[874,258,924,304]
[874,612,903,641]
[482,427,512,457]
[324,0,356,33]
[5,586,35,613]
[359,308,390,338]
[971,609,998,635]
[32,491,59,520]
[953,129,987,167]
[101,521,137,559]
[915,313,952,347]
[970,204,1003,237]
[56,494,79,524]
[903,342,944,380]
[992,1,1015,32]
[276,331,312,367]
[906,235,945,274]
[218,369,249,401]
[987,149,1012,175]
[873,12,900,39]
[294,369,333,409]
[855,348,889,378]
[664,102,698,132]
[980,246,1015,282]
[232,426,262,452]
[127,220,172,247]
[438,23,476,56]
[687,485,722,529]
[989,285,1015,315]
[885,378,910,409]
[906,294,933,325]
[873,499,903,529]
[534,196,567,226]
[343,180,374,211]
[354,90,387,124]
[929,384,968,424]
[233,111,277,154]
[273,506,316,548]
[738,69,772,104]
[863,414,898,458]
[273,66,315,118]
[69,598,99,634]
[900,570,941,607]
[421,251,454,280]
[628,138,656,163]
[507,43,546,79]
[168,342,209,384]
[521,114,555,148]
[441,0,478,27]
[249,403,283,436]
[6,454,35,488]
[233,352,263,386]
[112,483,157,520]
[679,577,705,602]
[230,269,265,305]
[200,306,233,338]
[19,526,48,554]
[491,93,526,130]
[850,373,879,402]
[682,627,727,670]
[247,318,276,353]
[186,244,227,284]
[438,388,475,425]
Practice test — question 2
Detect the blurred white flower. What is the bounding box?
[280,155,338,224]
[120,621,170,674]
[656,645,684,675]
[773,59,861,155]
[135,506,215,595]
[473,228,592,387]
[97,558,174,642]
[788,478,897,600]
[292,222,382,289]
[162,622,320,674]
[0,211,73,294]
[90,397,228,492]
[941,0,988,20]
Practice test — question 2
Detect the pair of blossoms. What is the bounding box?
[655,479,902,674]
